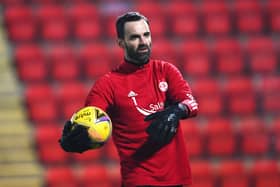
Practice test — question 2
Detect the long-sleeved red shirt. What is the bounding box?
[85,59,198,187]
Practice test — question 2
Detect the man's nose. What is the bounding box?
[139,36,148,44]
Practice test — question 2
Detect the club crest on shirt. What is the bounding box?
[159,81,168,92]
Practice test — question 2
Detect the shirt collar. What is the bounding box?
[116,59,151,74]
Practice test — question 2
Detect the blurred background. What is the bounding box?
[0,0,279,187]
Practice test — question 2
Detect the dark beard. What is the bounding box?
[125,44,151,66]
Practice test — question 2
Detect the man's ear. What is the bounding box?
[117,39,125,48]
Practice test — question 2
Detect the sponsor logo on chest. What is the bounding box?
[128,90,164,116]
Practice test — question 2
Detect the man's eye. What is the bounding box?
[144,33,150,37]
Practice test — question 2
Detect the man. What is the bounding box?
[59,12,198,187]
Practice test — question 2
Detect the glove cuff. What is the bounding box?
[180,94,199,118]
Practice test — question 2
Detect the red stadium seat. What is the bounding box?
[51,59,80,82]
[25,84,55,106]
[251,159,280,187]
[262,94,280,114]
[270,11,280,33]
[56,82,88,119]
[213,38,242,54]
[233,0,264,34]
[12,21,35,39]
[228,93,257,115]
[164,2,196,18]
[33,121,62,127]
[30,0,59,4]
[180,40,211,77]
[149,17,167,39]
[35,125,62,148]
[35,125,70,164]
[270,118,280,154]
[103,15,117,39]
[181,120,204,158]
[16,60,49,83]
[84,58,112,80]
[79,43,108,61]
[246,36,274,52]
[213,38,244,75]
[258,76,280,94]
[134,2,165,21]
[36,5,68,41]
[245,37,277,74]
[67,3,99,22]
[182,56,211,77]
[191,78,221,97]
[68,3,100,40]
[79,43,112,79]
[61,101,86,120]
[1,0,25,6]
[56,82,88,103]
[47,45,79,81]
[4,3,36,42]
[14,44,48,82]
[28,99,58,123]
[7,20,37,42]
[201,2,231,35]
[38,143,69,165]
[267,0,280,32]
[223,77,254,96]
[36,5,66,22]
[41,19,70,42]
[166,2,199,37]
[14,44,44,64]
[218,160,249,187]
[198,95,224,117]
[170,14,199,38]
[47,45,75,62]
[73,19,101,41]
[191,161,216,187]
[151,39,178,65]
[4,5,33,24]
[165,1,199,37]
[204,119,236,156]
[134,2,166,38]
[239,118,270,156]
[45,166,78,187]
[25,85,57,123]
[80,164,111,187]
[192,78,222,116]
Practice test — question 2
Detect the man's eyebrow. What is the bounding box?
[129,34,140,38]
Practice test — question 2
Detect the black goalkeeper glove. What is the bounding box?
[59,121,92,153]
[144,103,188,145]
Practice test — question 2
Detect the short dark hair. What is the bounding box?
[116,12,150,39]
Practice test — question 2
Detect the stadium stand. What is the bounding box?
[190,160,216,187]
[0,0,279,186]
[204,118,237,157]
[181,119,204,158]
[0,16,43,186]
[218,160,250,187]
[251,159,280,187]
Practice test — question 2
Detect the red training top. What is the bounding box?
[85,59,198,187]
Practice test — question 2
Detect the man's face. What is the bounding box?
[120,19,152,65]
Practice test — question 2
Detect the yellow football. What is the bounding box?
[70,106,112,146]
